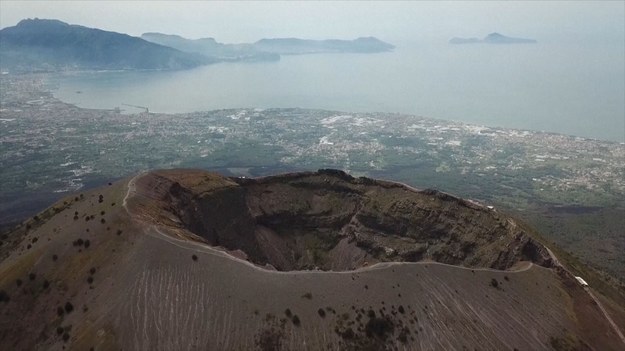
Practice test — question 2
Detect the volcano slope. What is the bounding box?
[1,169,624,350]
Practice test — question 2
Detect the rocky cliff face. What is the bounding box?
[132,169,553,271]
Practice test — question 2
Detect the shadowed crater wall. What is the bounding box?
[134,169,553,271]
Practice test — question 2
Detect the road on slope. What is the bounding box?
[546,246,625,346]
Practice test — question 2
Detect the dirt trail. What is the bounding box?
[148,225,534,276]
[546,246,625,346]
[122,171,144,211]
[587,289,625,345]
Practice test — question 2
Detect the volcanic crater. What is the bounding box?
[128,169,553,271]
[3,168,625,351]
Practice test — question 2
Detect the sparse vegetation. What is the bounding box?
[490,278,499,289]
[549,335,580,351]
[336,327,355,339]
[301,292,313,299]
[255,327,283,351]
[64,302,74,313]
[318,308,326,318]
[365,316,394,339]
[398,327,410,343]
[192,254,198,261]
[291,314,301,326]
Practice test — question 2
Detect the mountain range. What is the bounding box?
[140,32,281,62]
[141,33,395,60]
[0,19,394,72]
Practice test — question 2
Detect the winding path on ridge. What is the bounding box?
[545,248,625,345]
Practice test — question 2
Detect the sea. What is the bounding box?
[51,42,625,142]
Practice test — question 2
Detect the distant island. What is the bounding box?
[142,33,394,59]
[450,32,537,45]
[253,37,395,54]
[0,18,395,72]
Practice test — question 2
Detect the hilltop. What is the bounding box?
[0,19,211,71]
[0,169,623,350]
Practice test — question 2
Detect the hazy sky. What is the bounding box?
[1,1,624,45]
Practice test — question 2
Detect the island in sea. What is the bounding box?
[450,32,537,44]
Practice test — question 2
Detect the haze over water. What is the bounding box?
[53,42,624,142]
